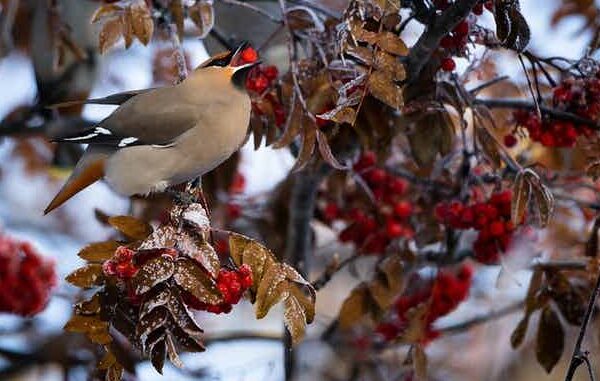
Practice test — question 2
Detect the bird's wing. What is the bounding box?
[49,88,157,109]
[52,86,201,147]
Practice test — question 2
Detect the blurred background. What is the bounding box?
[0,0,598,380]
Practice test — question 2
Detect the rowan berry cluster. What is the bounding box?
[375,264,473,344]
[507,76,600,147]
[321,151,414,255]
[183,264,253,314]
[0,234,57,316]
[435,191,516,263]
[246,65,286,128]
[436,0,493,72]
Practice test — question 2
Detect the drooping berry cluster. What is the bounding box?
[375,264,473,344]
[435,191,516,263]
[0,234,57,316]
[246,65,286,128]
[507,77,600,147]
[320,151,414,255]
[184,264,253,314]
[436,0,493,72]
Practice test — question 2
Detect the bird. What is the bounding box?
[44,42,260,214]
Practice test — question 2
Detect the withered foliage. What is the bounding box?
[65,203,315,379]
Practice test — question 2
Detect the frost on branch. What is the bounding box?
[64,203,315,380]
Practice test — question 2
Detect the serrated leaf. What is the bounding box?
[98,16,123,54]
[317,106,356,124]
[255,262,288,319]
[66,264,104,288]
[64,314,109,334]
[189,1,214,38]
[137,308,169,346]
[75,293,102,316]
[166,290,204,337]
[376,32,408,56]
[536,306,564,373]
[173,258,222,305]
[374,50,406,81]
[191,241,220,278]
[108,216,153,240]
[511,170,530,226]
[172,327,206,352]
[368,70,403,109]
[133,257,175,295]
[78,241,120,262]
[338,285,370,329]
[150,338,166,374]
[475,124,502,169]
[284,293,308,344]
[510,315,529,348]
[129,0,154,45]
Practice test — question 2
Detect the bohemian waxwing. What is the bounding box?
[44,42,260,214]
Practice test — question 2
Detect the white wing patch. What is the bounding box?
[62,127,113,141]
[118,137,139,147]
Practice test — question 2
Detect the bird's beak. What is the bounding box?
[232,60,261,74]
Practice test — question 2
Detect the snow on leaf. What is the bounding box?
[78,241,120,263]
[66,264,104,288]
[173,258,222,305]
[133,257,175,295]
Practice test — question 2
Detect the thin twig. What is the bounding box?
[312,254,362,290]
[564,264,600,381]
[474,98,600,129]
[468,76,510,95]
[219,0,283,23]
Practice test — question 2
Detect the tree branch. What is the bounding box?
[564,265,600,381]
[474,98,600,130]
[437,300,524,336]
[405,0,479,82]
[283,163,331,380]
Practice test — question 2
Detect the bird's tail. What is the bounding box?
[44,147,108,214]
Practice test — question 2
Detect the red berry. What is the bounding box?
[441,57,456,72]
[504,134,518,147]
[484,1,494,11]
[366,168,387,185]
[472,3,484,15]
[489,221,505,237]
[240,47,258,63]
[453,21,469,37]
[388,177,408,194]
[263,65,278,80]
[386,220,405,238]
[252,75,269,93]
[323,203,339,221]
[393,201,413,219]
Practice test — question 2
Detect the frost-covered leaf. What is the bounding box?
[368,70,403,109]
[133,257,175,295]
[173,258,221,305]
[189,1,214,38]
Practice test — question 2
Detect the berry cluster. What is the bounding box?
[436,1,493,72]
[184,264,253,314]
[0,234,57,316]
[507,77,600,147]
[321,151,414,255]
[435,191,516,263]
[246,65,286,128]
[375,264,473,344]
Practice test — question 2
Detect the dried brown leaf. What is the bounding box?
[511,170,530,226]
[78,241,120,262]
[108,216,153,241]
[536,306,564,373]
[130,0,154,45]
[338,285,370,329]
[413,345,428,381]
[66,264,104,288]
[189,1,215,39]
[173,258,222,305]
[376,31,408,55]
[368,70,403,109]
[98,17,123,54]
[133,257,175,295]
